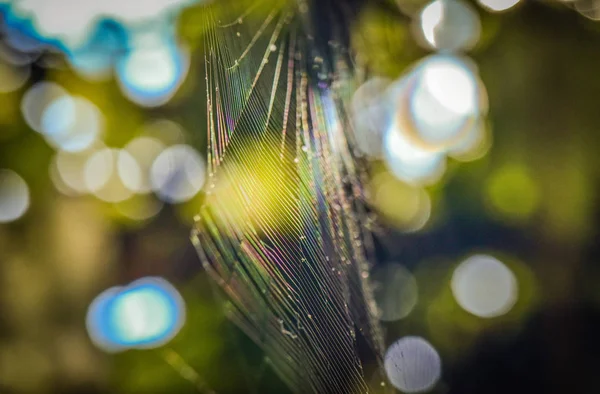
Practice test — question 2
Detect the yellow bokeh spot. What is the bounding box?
[205,139,297,236]
[485,163,539,223]
[370,168,431,232]
[420,252,538,357]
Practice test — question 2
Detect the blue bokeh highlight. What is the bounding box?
[86,277,186,352]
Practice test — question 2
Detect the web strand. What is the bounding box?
[193,2,388,393]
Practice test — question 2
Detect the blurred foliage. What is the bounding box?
[2,1,600,394]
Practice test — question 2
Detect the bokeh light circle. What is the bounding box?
[383,53,489,183]
[86,287,124,353]
[84,148,139,202]
[0,169,30,223]
[123,137,166,194]
[385,336,442,393]
[416,0,481,51]
[116,33,190,107]
[451,254,518,318]
[372,264,419,321]
[477,0,521,12]
[351,77,392,158]
[51,148,100,195]
[384,124,446,185]
[40,95,103,152]
[485,164,540,223]
[86,277,186,353]
[111,281,182,347]
[21,81,69,133]
[447,119,490,162]
[409,55,479,148]
[371,170,432,231]
[150,144,206,204]
[117,150,143,193]
[84,148,116,193]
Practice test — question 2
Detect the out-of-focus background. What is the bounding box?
[3,0,600,393]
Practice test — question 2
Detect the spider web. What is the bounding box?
[192,1,389,392]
